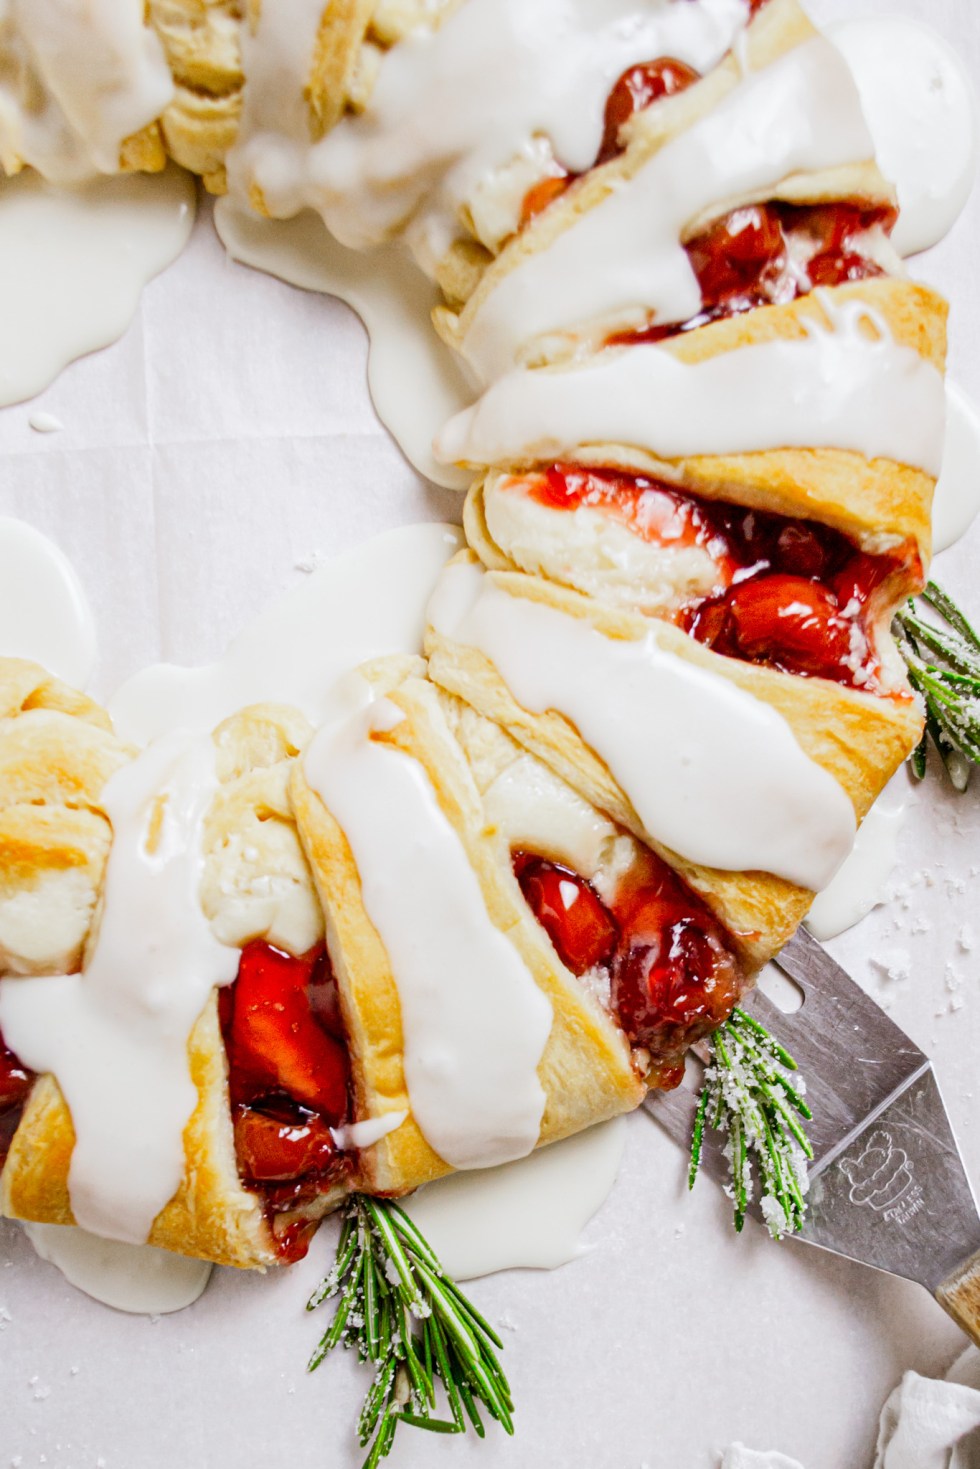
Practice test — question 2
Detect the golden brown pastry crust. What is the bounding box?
[0,660,133,978]
[290,659,644,1198]
[457,279,947,572]
[0,699,342,1270]
[424,555,923,969]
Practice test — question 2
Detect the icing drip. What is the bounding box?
[458,38,875,380]
[437,296,946,476]
[304,692,552,1171]
[0,734,241,1244]
[428,561,856,890]
[0,0,173,183]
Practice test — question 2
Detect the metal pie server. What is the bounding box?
[646,925,980,1345]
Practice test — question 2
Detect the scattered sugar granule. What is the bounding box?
[945,963,963,994]
[959,926,976,954]
[869,949,912,985]
[496,1312,519,1333]
[946,876,967,897]
[0,1305,11,1330]
[911,915,932,935]
[68,1366,79,1377]
[674,1223,686,1238]
[11,1455,22,1467]
[294,551,328,574]
[951,996,966,1013]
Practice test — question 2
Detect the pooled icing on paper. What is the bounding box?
[458,38,876,380]
[0,734,241,1244]
[428,560,856,890]
[304,692,552,1171]
[0,165,196,408]
[437,296,946,477]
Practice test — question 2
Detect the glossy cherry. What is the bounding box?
[515,848,740,1083]
[233,1100,341,1184]
[513,853,619,975]
[225,940,349,1123]
[598,57,701,164]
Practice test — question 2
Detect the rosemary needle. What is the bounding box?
[690,1007,813,1241]
[893,580,980,791]
[307,1196,513,1468]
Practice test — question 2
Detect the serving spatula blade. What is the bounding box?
[646,926,980,1343]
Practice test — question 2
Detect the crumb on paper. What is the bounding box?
[958,925,975,953]
[294,551,329,574]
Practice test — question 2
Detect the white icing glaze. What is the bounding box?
[428,561,856,889]
[0,733,241,1243]
[306,0,752,252]
[806,790,907,942]
[829,18,977,259]
[0,164,195,408]
[22,1222,212,1315]
[27,411,63,433]
[304,691,552,1170]
[330,1110,408,1152]
[484,474,725,615]
[437,295,946,476]
[459,38,875,380]
[109,523,463,745]
[403,1114,628,1281]
[0,517,97,688]
[933,383,980,556]
[0,0,173,183]
[213,201,470,490]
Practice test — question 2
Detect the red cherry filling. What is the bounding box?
[514,849,741,1087]
[513,854,619,974]
[520,465,914,692]
[220,940,352,1257]
[613,198,896,346]
[224,939,348,1119]
[597,58,702,165]
[0,1031,33,1172]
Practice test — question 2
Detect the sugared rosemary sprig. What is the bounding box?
[893,581,980,791]
[307,1196,513,1468]
[690,1007,813,1241]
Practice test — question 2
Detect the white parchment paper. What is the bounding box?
[1,1,979,1464]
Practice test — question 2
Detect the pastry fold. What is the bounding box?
[453,279,947,574]
[1,697,343,1270]
[290,657,645,1198]
[424,555,923,968]
[432,0,895,345]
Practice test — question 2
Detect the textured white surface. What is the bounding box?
[0,1,978,1465]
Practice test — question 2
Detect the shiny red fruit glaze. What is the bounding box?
[598,57,701,164]
[612,199,896,346]
[689,575,855,680]
[221,941,353,1260]
[234,1101,341,1184]
[513,853,619,974]
[514,849,741,1084]
[521,465,912,691]
[226,940,349,1122]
